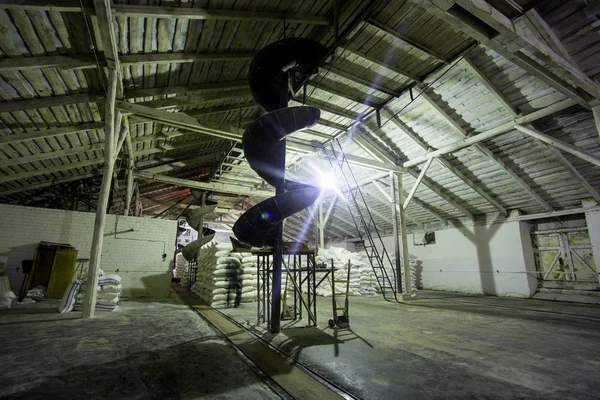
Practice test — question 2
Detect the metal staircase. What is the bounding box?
[323,139,402,303]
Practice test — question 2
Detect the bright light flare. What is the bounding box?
[318,172,337,190]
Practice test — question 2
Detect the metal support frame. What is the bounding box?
[256,250,319,328]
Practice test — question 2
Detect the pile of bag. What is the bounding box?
[315,246,420,297]
[190,242,258,307]
[174,253,190,287]
[74,274,122,312]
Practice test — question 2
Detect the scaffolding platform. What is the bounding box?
[256,250,332,328]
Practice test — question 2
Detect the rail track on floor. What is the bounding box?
[173,285,358,400]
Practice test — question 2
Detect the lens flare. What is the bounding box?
[318,172,337,189]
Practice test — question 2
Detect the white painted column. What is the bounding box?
[124,117,135,216]
[397,171,413,298]
[82,70,119,319]
[318,202,325,249]
[585,209,600,279]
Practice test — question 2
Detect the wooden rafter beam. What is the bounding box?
[0,52,256,72]
[324,63,402,97]
[0,0,331,24]
[0,173,96,197]
[345,48,423,83]
[309,82,384,108]
[415,86,554,211]
[118,100,401,173]
[135,172,273,197]
[112,4,331,24]
[366,19,449,64]
[0,135,218,169]
[124,80,248,99]
[0,85,250,113]
[461,57,519,117]
[403,98,578,167]
[533,136,600,203]
[377,112,508,215]
[0,122,105,145]
[409,0,593,108]
[187,102,257,117]
[514,125,600,168]
[523,9,580,70]
[405,167,475,219]
[351,129,474,220]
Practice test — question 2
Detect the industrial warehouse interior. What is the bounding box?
[1,0,600,398]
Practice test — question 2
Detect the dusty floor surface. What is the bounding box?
[221,290,600,400]
[0,295,280,400]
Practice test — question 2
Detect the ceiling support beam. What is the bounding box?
[345,48,423,83]
[461,57,519,117]
[0,86,250,113]
[125,81,248,99]
[111,4,331,24]
[404,156,433,209]
[523,9,579,70]
[118,100,401,173]
[0,134,216,169]
[309,83,383,109]
[463,54,600,205]
[404,98,577,168]
[366,19,449,64]
[592,104,600,139]
[82,67,118,319]
[0,122,105,145]
[0,173,96,197]
[378,111,508,215]
[416,87,554,211]
[352,131,465,221]
[187,102,257,117]
[367,182,423,225]
[537,140,600,204]
[324,64,402,97]
[405,168,474,219]
[514,125,600,168]
[0,52,256,71]
[410,0,592,108]
[134,172,273,197]
[123,119,136,216]
[0,1,330,24]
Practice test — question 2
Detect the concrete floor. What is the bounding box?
[221,291,600,400]
[2,290,599,400]
[0,296,280,400]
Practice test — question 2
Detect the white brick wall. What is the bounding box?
[0,204,177,298]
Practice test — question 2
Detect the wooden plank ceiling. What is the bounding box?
[0,0,599,242]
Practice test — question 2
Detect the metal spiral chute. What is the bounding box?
[182,189,218,262]
[233,38,328,247]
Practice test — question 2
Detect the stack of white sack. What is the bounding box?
[387,252,420,294]
[315,246,365,297]
[190,242,258,307]
[74,274,122,311]
[315,246,421,296]
[174,253,190,287]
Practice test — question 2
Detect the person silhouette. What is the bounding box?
[226,262,242,307]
